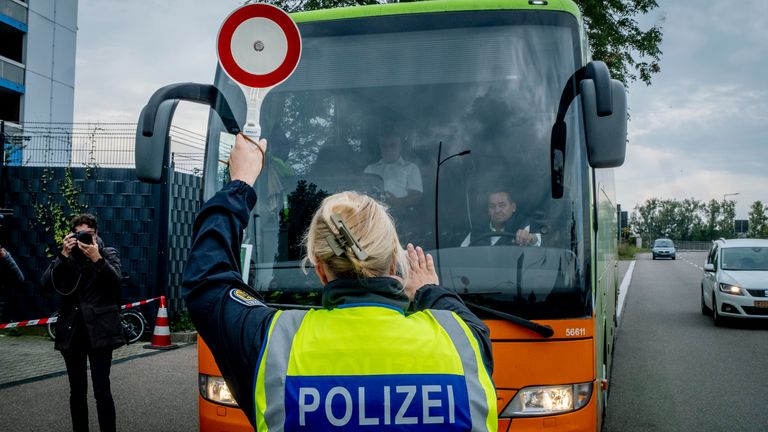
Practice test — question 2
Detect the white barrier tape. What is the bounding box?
[0,317,57,329]
[121,296,162,310]
[0,296,164,329]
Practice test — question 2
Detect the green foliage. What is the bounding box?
[630,197,749,244]
[31,127,101,256]
[278,180,329,261]
[33,167,89,256]
[747,201,768,238]
[271,0,378,13]
[618,242,646,260]
[265,0,665,86]
[170,309,197,332]
[576,0,664,85]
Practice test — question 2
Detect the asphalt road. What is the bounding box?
[0,344,199,432]
[605,252,768,432]
[3,254,766,432]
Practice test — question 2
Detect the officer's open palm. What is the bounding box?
[230,133,267,186]
[402,243,439,300]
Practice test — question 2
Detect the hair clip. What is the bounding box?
[326,214,368,261]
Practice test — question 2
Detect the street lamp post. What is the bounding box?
[434,141,470,268]
[722,192,739,237]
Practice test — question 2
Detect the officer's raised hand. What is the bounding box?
[230,133,267,186]
[402,243,439,300]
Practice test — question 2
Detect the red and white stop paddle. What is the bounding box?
[217,3,301,138]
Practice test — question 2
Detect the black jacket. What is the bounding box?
[468,213,534,246]
[0,249,25,289]
[41,239,124,351]
[183,181,494,427]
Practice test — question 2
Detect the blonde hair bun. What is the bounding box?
[304,191,408,284]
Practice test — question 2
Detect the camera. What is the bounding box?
[75,231,93,244]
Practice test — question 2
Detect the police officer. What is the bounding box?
[183,133,497,431]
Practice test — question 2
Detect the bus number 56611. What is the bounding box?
[565,328,586,337]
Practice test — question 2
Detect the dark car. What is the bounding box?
[652,238,676,260]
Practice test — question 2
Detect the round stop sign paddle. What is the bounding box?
[217,3,301,89]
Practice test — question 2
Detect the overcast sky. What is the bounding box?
[74,0,768,219]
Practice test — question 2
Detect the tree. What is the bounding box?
[675,198,703,240]
[701,199,721,240]
[630,198,660,246]
[271,0,377,13]
[747,200,768,238]
[718,199,736,239]
[576,0,664,85]
[268,0,665,86]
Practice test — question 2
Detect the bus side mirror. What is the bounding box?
[581,78,627,168]
[135,83,245,183]
[136,101,178,183]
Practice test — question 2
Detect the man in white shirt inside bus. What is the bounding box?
[364,135,423,209]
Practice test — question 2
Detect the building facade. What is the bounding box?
[1,0,78,164]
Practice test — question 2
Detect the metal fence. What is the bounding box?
[2,122,206,176]
[673,240,712,251]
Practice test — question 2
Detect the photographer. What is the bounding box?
[40,213,123,432]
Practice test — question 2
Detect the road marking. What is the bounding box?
[680,254,703,270]
[616,260,635,323]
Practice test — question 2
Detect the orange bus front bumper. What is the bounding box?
[499,390,597,432]
[198,397,252,432]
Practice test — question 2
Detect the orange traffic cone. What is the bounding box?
[144,296,179,350]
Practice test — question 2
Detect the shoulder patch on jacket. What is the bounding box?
[229,289,265,307]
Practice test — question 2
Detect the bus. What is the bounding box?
[136,0,627,430]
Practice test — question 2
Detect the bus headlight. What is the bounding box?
[199,374,239,407]
[501,383,592,417]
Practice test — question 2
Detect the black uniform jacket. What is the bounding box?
[41,239,124,351]
[183,180,494,426]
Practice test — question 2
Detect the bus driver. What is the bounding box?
[461,190,541,247]
[182,133,498,431]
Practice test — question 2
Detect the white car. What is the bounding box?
[701,238,768,325]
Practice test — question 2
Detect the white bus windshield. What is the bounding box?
[208,10,592,320]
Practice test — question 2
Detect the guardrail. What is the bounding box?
[2,122,205,175]
[673,240,711,251]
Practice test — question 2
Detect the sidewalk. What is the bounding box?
[2,265,635,389]
[0,334,183,388]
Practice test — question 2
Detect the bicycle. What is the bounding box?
[46,308,147,344]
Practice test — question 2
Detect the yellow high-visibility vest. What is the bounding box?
[254,304,497,431]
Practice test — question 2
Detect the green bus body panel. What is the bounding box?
[291,0,582,24]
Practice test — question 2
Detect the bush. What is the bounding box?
[618,242,646,260]
[170,309,196,332]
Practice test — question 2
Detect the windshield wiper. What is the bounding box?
[464,301,554,338]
